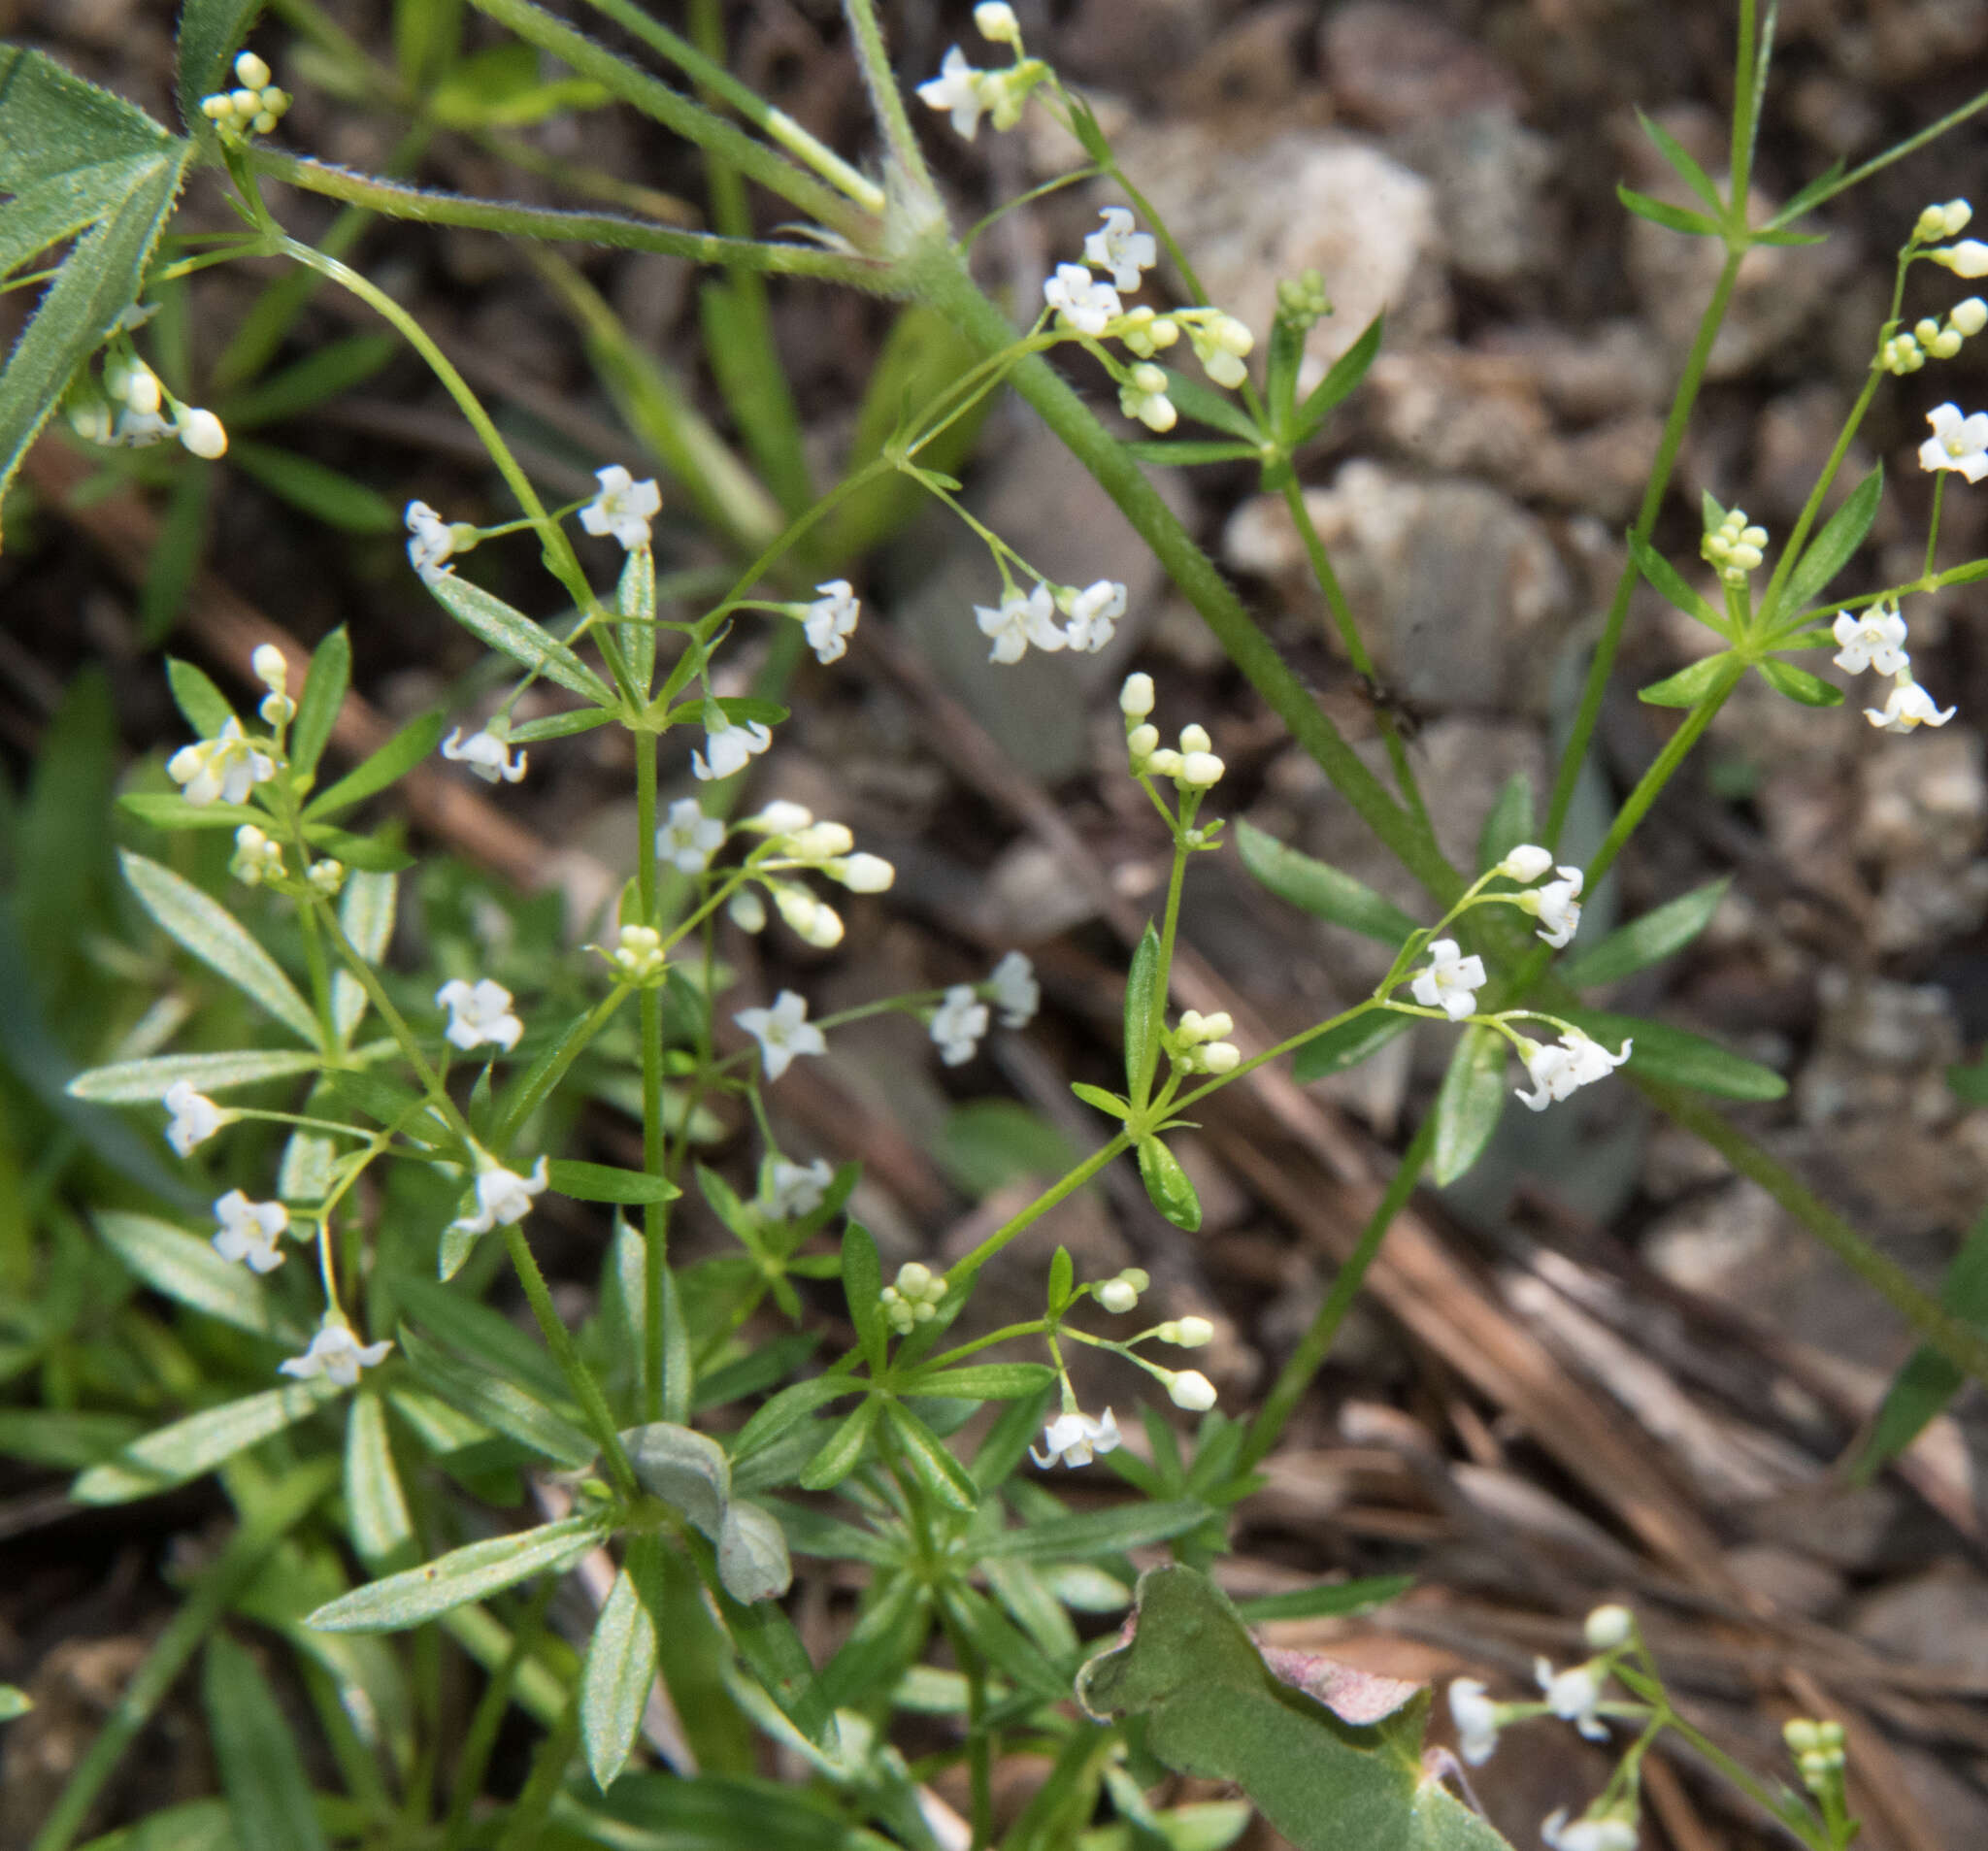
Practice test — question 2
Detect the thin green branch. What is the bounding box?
[1769,84,1988,227]
[841,0,939,204]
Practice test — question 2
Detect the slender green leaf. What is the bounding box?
[119,850,321,1044]
[305,711,447,818]
[732,1373,863,1460]
[300,822,414,873]
[977,1499,1211,1561]
[799,1396,879,1491]
[230,441,401,534]
[1071,1082,1130,1120]
[219,332,399,430]
[175,0,266,134]
[1293,313,1384,441]
[166,658,237,738]
[616,541,657,698]
[399,1324,596,1470]
[0,161,145,281]
[205,1633,331,1851]
[716,1499,794,1603]
[547,1158,680,1205]
[582,1562,659,1791]
[1124,922,1163,1099]
[93,1208,303,1343]
[1560,878,1729,989]
[1629,533,1722,629]
[139,466,214,644]
[883,1403,978,1511]
[292,627,351,781]
[1616,183,1720,236]
[1137,1138,1202,1233]
[1770,158,1847,228]
[1634,107,1723,212]
[1156,365,1260,440]
[308,1513,605,1632]
[841,1222,885,1374]
[1291,1008,1412,1082]
[0,1409,146,1469]
[425,575,614,705]
[1476,774,1534,876]
[911,1364,1056,1400]
[1232,1575,1414,1623]
[69,1046,324,1103]
[1776,465,1882,620]
[1122,439,1263,466]
[345,1391,415,1570]
[74,1378,345,1504]
[1431,1025,1507,1187]
[1639,652,1740,708]
[506,707,617,744]
[1755,656,1843,707]
[396,1274,570,1406]
[1234,819,1416,944]
[1561,1008,1787,1100]
[117,792,264,832]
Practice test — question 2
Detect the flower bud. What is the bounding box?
[1120,672,1155,718]
[1097,1277,1139,1313]
[307,858,345,897]
[831,852,895,893]
[1931,329,1964,359]
[1944,198,1974,236]
[1954,296,1988,335]
[1916,316,1943,344]
[748,800,813,835]
[178,407,228,459]
[1784,1719,1823,1755]
[1179,751,1224,788]
[1499,844,1554,882]
[235,50,272,89]
[201,92,233,119]
[230,86,260,116]
[1201,1041,1240,1074]
[897,1262,933,1296]
[1935,239,1988,277]
[1161,1315,1214,1346]
[1144,747,1183,778]
[251,644,288,694]
[728,887,767,933]
[975,3,1021,46]
[1178,723,1211,754]
[1583,1604,1633,1650]
[1200,1010,1234,1040]
[787,821,855,861]
[1166,1369,1217,1411]
[1126,723,1159,761]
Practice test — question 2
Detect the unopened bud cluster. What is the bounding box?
[1879,296,1987,373]
[1783,1718,1847,1795]
[880,1262,946,1335]
[1095,1267,1149,1313]
[1702,506,1767,583]
[199,50,291,135]
[606,924,667,983]
[1124,677,1226,791]
[70,347,228,459]
[1172,1008,1239,1074]
[1276,268,1332,332]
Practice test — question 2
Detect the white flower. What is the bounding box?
[1119,363,1177,433]
[213,1190,288,1273]
[1919,401,1988,480]
[436,977,523,1053]
[1536,1657,1608,1740]
[167,717,277,808]
[1832,603,1909,676]
[280,1316,393,1388]
[930,984,990,1066]
[406,501,456,583]
[449,1156,549,1236]
[1864,670,1956,733]
[1084,207,1158,294]
[307,858,345,899]
[802,580,860,664]
[1410,939,1487,1022]
[736,990,826,1082]
[164,1082,224,1157]
[1514,1030,1631,1110]
[657,797,725,874]
[1166,1369,1218,1411]
[728,887,766,933]
[1447,1678,1501,1766]
[1541,1810,1638,1851]
[231,824,284,886]
[975,583,1066,664]
[764,1157,834,1219]
[1044,263,1123,337]
[1030,1406,1122,1469]
[987,950,1039,1028]
[441,727,526,785]
[916,46,991,140]
[1522,865,1584,948]
[692,716,773,782]
[579,465,661,549]
[1062,579,1127,654]
[1499,843,1554,883]
[1584,1604,1634,1650]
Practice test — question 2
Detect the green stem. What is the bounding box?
[495,985,632,1147]
[1758,367,1884,626]
[440,1577,557,1851]
[504,1223,640,1500]
[841,0,938,206]
[915,243,1461,908]
[1584,663,1743,891]
[1545,248,1746,846]
[1769,89,1988,228]
[635,731,669,1424]
[1645,1081,1988,1387]
[1240,1115,1435,1470]
[946,1135,1132,1283]
[1277,475,1434,839]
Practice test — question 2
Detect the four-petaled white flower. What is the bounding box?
[1919,402,1988,480]
[975,583,1065,664]
[988,950,1039,1028]
[1044,263,1123,337]
[1447,1678,1502,1767]
[168,717,278,808]
[406,501,456,583]
[164,1081,224,1157]
[1524,865,1584,948]
[736,990,826,1082]
[1541,1810,1638,1851]
[1536,1658,1609,1741]
[1514,1030,1632,1110]
[802,580,860,664]
[1030,1406,1121,1469]
[1410,940,1487,1021]
[579,465,662,549]
[1832,602,1909,676]
[916,46,990,139]
[450,1156,549,1235]
[437,977,523,1053]
[213,1190,288,1273]
[1864,670,1957,733]
[1084,207,1158,293]
[930,984,990,1066]
[658,797,726,874]
[442,727,526,784]
[1062,579,1127,654]
[764,1157,834,1219]
[280,1317,393,1388]
[692,716,773,782]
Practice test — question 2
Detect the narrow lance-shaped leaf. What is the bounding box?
[1235,819,1417,944]
[1124,922,1163,1101]
[291,627,351,781]
[1293,312,1384,441]
[68,1046,325,1103]
[1292,1008,1413,1083]
[1755,656,1843,708]
[424,574,614,706]
[93,1208,303,1344]
[345,1391,415,1570]
[166,658,236,738]
[1561,1008,1787,1101]
[580,1562,658,1791]
[1774,464,1883,624]
[74,1378,346,1504]
[204,1634,331,1851]
[1640,651,1741,709]
[1560,877,1730,989]
[883,1404,978,1513]
[1138,1138,1203,1233]
[305,711,447,819]
[842,1222,886,1375]
[1430,1025,1507,1188]
[308,1513,606,1633]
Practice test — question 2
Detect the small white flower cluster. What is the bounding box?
[974,578,1127,664]
[1497,844,1583,948]
[799,580,860,665]
[1832,600,1955,735]
[281,1315,393,1388]
[437,977,522,1053]
[1919,400,1988,482]
[67,348,227,459]
[1095,1266,1149,1313]
[880,1260,946,1334]
[658,797,726,874]
[198,50,290,136]
[169,716,278,808]
[1172,1008,1239,1075]
[213,1189,288,1273]
[1785,1718,1847,1796]
[579,465,661,551]
[406,500,472,585]
[1513,1028,1631,1110]
[1878,297,1987,373]
[1409,940,1486,1021]
[1031,1406,1121,1469]
[727,802,896,950]
[605,923,667,983]
[1700,506,1767,584]
[442,723,526,785]
[1123,676,1227,791]
[165,1082,226,1156]
[987,949,1040,1028]
[692,713,772,782]
[450,1155,548,1236]
[914,6,1042,142]
[735,989,825,1082]
[1921,198,1988,283]
[930,985,990,1066]
[230,823,284,887]
[762,1156,833,1220]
